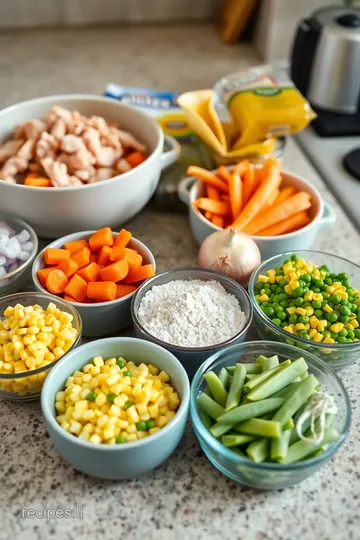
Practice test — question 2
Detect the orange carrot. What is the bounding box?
[228,160,281,230]
[123,248,143,268]
[24,175,52,187]
[64,274,88,303]
[87,281,117,302]
[88,227,114,252]
[265,188,280,208]
[64,294,76,302]
[220,194,230,202]
[229,172,242,219]
[243,192,312,235]
[186,166,229,193]
[233,159,249,177]
[98,245,113,265]
[113,229,132,249]
[58,258,78,278]
[64,239,89,253]
[45,269,68,295]
[273,186,297,205]
[126,151,147,168]
[71,247,91,269]
[193,198,231,216]
[256,211,312,236]
[206,185,219,200]
[37,267,56,287]
[109,246,125,262]
[116,284,136,299]
[90,253,97,263]
[204,211,212,221]
[242,164,255,207]
[217,166,232,183]
[44,248,70,266]
[76,262,102,282]
[100,259,129,282]
[212,215,224,228]
[125,264,155,284]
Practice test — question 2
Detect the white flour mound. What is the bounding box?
[137,279,246,348]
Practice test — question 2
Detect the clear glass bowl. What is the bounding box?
[0,292,82,401]
[190,341,351,490]
[0,216,38,297]
[249,250,360,371]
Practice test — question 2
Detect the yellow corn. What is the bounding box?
[295,323,306,331]
[312,293,323,302]
[309,328,317,339]
[283,326,294,334]
[350,319,359,328]
[323,337,335,343]
[317,320,327,332]
[304,291,314,302]
[284,284,293,295]
[290,280,300,291]
[259,294,269,302]
[330,323,344,333]
[258,275,269,283]
[305,306,314,316]
[287,307,297,315]
[295,307,307,316]
[323,304,333,313]
[313,332,324,342]
[327,286,336,294]
[310,316,319,329]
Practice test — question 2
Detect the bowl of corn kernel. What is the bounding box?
[0,292,82,400]
[41,337,190,479]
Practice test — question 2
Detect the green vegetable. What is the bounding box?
[116,436,127,444]
[246,358,308,401]
[244,360,291,392]
[270,429,292,461]
[136,421,147,431]
[227,364,262,375]
[271,375,319,426]
[146,420,156,430]
[86,391,97,402]
[107,393,116,404]
[283,418,294,430]
[221,434,257,447]
[218,367,230,389]
[116,358,125,368]
[246,438,270,463]
[203,372,228,407]
[216,397,285,425]
[125,400,133,408]
[123,370,131,377]
[225,364,246,411]
[282,428,340,464]
[197,393,225,420]
[259,355,279,372]
[199,409,213,430]
[234,418,282,438]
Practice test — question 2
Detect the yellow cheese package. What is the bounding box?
[213,65,316,149]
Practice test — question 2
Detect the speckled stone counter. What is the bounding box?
[0,24,360,540]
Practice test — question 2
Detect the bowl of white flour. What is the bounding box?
[131,268,253,379]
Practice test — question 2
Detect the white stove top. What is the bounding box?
[295,127,360,230]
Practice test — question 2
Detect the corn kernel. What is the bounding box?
[350,319,359,328]
[327,286,335,294]
[305,306,314,316]
[284,284,293,295]
[323,304,333,313]
[258,275,269,283]
[330,323,344,333]
[295,323,306,331]
[310,316,319,329]
[309,328,317,339]
[323,337,335,344]
[287,306,297,315]
[283,326,293,334]
[295,307,307,316]
[313,332,324,342]
[259,294,269,302]
[304,291,314,302]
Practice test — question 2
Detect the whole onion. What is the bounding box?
[198,228,261,286]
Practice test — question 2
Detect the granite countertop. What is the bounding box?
[1,24,360,540]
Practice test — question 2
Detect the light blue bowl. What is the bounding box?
[41,337,190,480]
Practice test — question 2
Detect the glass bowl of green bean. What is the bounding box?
[248,250,360,370]
[190,341,350,490]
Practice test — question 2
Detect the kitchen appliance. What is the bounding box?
[290,6,360,137]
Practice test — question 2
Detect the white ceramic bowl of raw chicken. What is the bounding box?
[0,95,180,238]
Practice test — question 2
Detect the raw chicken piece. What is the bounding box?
[74,166,95,182]
[82,128,101,156]
[35,139,56,161]
[0,139,25,164]
[94,167,114,183]
[115,158,132,173]
[51,118,67,141]
[15,119,45,140]
[17,138,36,161]
[111,128,146,152]
[28,161,45,174]
[41,157,70,187]
[0,176,16,184]
[88,116,109,136]
[0,156,28,178]
[101,131,123,152]
[61,134,84,154]
[69,175,84,187]
[96,146,119,167]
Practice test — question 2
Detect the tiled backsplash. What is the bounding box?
[254,0,339,61]
[0,0,218,27]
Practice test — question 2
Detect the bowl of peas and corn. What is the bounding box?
[249,251,360,370]
[0,292,82,400]
[41,337,190,480]
[190,341,350,490]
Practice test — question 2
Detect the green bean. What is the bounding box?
[210,421,237,438]
[246,374,258,381]
[259,355,279,372]
[199,409,213,430]
[300,372,309,380]
[256,354,268,364]
[282,427,339,464]
[247,357,308,401]
[283,418,294,430]
[217,397,285,425]
[272,375,319,426]
[234,418,282,438]
[225,364,246,411]
[227,363,262,375]
[218,367,230,390]
[231,447,247,456]
[289,406,312,445]
[303,448,325,460]
[270,429,292,461]
[244,360,291,392]
[246,438,270,463]
[203,372,228,407]
[271,380,303,398]
[197,393,225,420]
[221,434,257,447]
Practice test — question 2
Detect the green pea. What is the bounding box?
[332,294,341,305]
[280,300,288,309]
[264,287,271,295]
[347,330,355,340]
[323,330,331,338]
[116,359,125,368]
[279,293,288,302]
[278,280,287,289]
[339,315,349,324]
[340,305,351,316]
[291,254,299,262]
[340,298,349,306]
[281,322,288,328]
[256,299,261,305]
[314,309,323,318]
[275,267,283,276]
[276,287,283,294]
[294,287,304,298]
[338,272,348,281]
[294,297,304,307]
[312,301,322,309]
[146,420,155,430]
[343,280,351,289]
[302,274,311,283]
[329,273,337,280]
[357,307,360,316]
[314,279,324,288]
[298,315,309,324]
[107,393,116,404]
[272,318,281,326]
[277,311,287,321]
[298,280,306,288]
[325,278,332,286]
[338,329,348,337]
[322,292,330,300]
[337,336,347,344]
[354,329,360,339]
[351,304,357,313]
[136,421,147,431]
[289,314,298,324]
[264,307,274,317]
[347,295,354,303]
[86,391,97,402]
[303,286,309,294]
[312,287,320,293]
[331,332,338,340]
[274,305,284,313]
[270,284,278,292]
[125,400,133,408]
[116,436,127,444]
[283,259,291,264]
[123,370,131,377]
[346,338,353,343]
[326,312,338,323]
[255,282,263,291]
[272,295,279,304]
[302,302,311,308]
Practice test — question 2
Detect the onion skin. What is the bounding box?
[198,229,261,287]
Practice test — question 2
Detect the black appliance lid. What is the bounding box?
[313,6,360,32]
